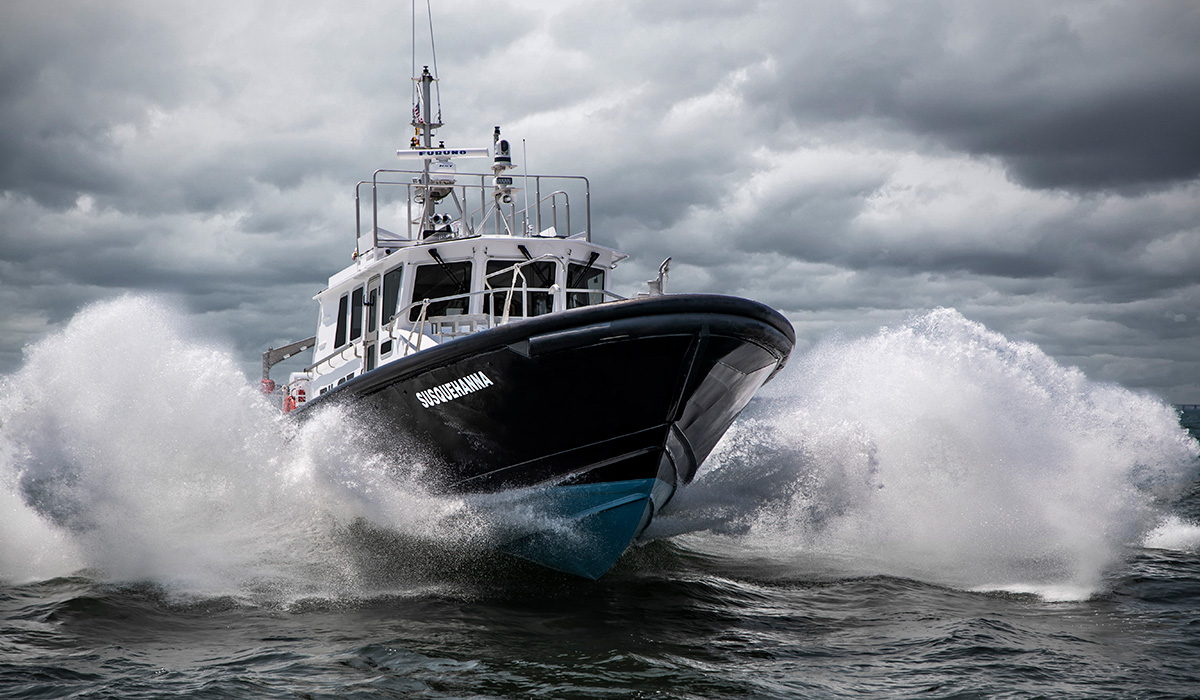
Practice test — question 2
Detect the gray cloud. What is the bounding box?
[748,0,1200,192]
[1,0,1198,402]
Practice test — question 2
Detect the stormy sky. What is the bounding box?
[1,0,1198,402]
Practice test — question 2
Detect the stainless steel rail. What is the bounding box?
[357,170,591,247]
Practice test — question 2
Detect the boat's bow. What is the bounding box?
[304,293,793,577]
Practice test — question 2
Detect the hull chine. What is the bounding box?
[496,478,662,580]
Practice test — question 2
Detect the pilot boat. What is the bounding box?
[260,65,795,579]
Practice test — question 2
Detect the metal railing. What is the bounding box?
[303,258,622,383]
[356,169,591,249]
[306,338,362,376]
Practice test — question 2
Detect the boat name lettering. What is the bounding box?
[416,371,495,408]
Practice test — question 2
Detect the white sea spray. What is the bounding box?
[3,299,1196,602]
[655,308,1200,600]
[0,296,470,596]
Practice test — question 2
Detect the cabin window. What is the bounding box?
[410,261,472,321]
[334,294,349,347]
[366,287,378,334]
[382,266,404,325]
[486,260,554,318]
[350,287,364,341]
[567,263,605,308]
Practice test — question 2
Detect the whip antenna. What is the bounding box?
[410,0,442,127]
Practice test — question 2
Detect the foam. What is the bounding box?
[1143,515,1200,552]
[654,308,1200,598]
[0,296,470,596]
[4,300,1195,599]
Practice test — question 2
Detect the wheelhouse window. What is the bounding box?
[567,263,605,308]
[334,294,349,348]
[350,287,364,341]
[410,261,472,321]
[486,260,554,319]
[381,266,404,326]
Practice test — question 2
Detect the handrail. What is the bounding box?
[305,255,624,370]
[510,190,570,237]
[482,254,569,321]
[382,265,619,337]
[306,280,626,371]
[482,254,568,287]
[410,300,431,353]
[361,169,591,248]
[499,266,525,325]
[306,340,362,375]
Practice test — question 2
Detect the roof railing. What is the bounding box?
[357,169,591,249]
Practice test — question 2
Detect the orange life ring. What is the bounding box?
[284,396,297,413]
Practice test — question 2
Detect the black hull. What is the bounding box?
[298,294,794,575]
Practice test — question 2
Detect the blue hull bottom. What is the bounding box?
[497,478,666,579]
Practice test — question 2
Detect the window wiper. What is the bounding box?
[517,245,554,287]
[428,248,466,292]
[569,251,600,288]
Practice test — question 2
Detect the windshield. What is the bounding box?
[486,260,555,318]
[410,261,472,320]
[567,263,605,308]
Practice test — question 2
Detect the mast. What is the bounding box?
[413,65,441,235]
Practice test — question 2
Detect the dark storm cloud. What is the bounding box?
[0,3,195,209]
[743,0,1200,192]
[896,3,1200,191]
[0,0,398,372]
[731,172,1197,291]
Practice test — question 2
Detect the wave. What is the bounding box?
[3,300,1196,601]
[0,296,473,598]
[651,308,1200,600]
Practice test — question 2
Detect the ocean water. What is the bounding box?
[2,298,1198,699]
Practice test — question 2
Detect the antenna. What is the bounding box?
[425,0,442,123]
[522,139,531,234]
[410,0,442,131]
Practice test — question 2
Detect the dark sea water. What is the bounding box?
[3,299,1200,699]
